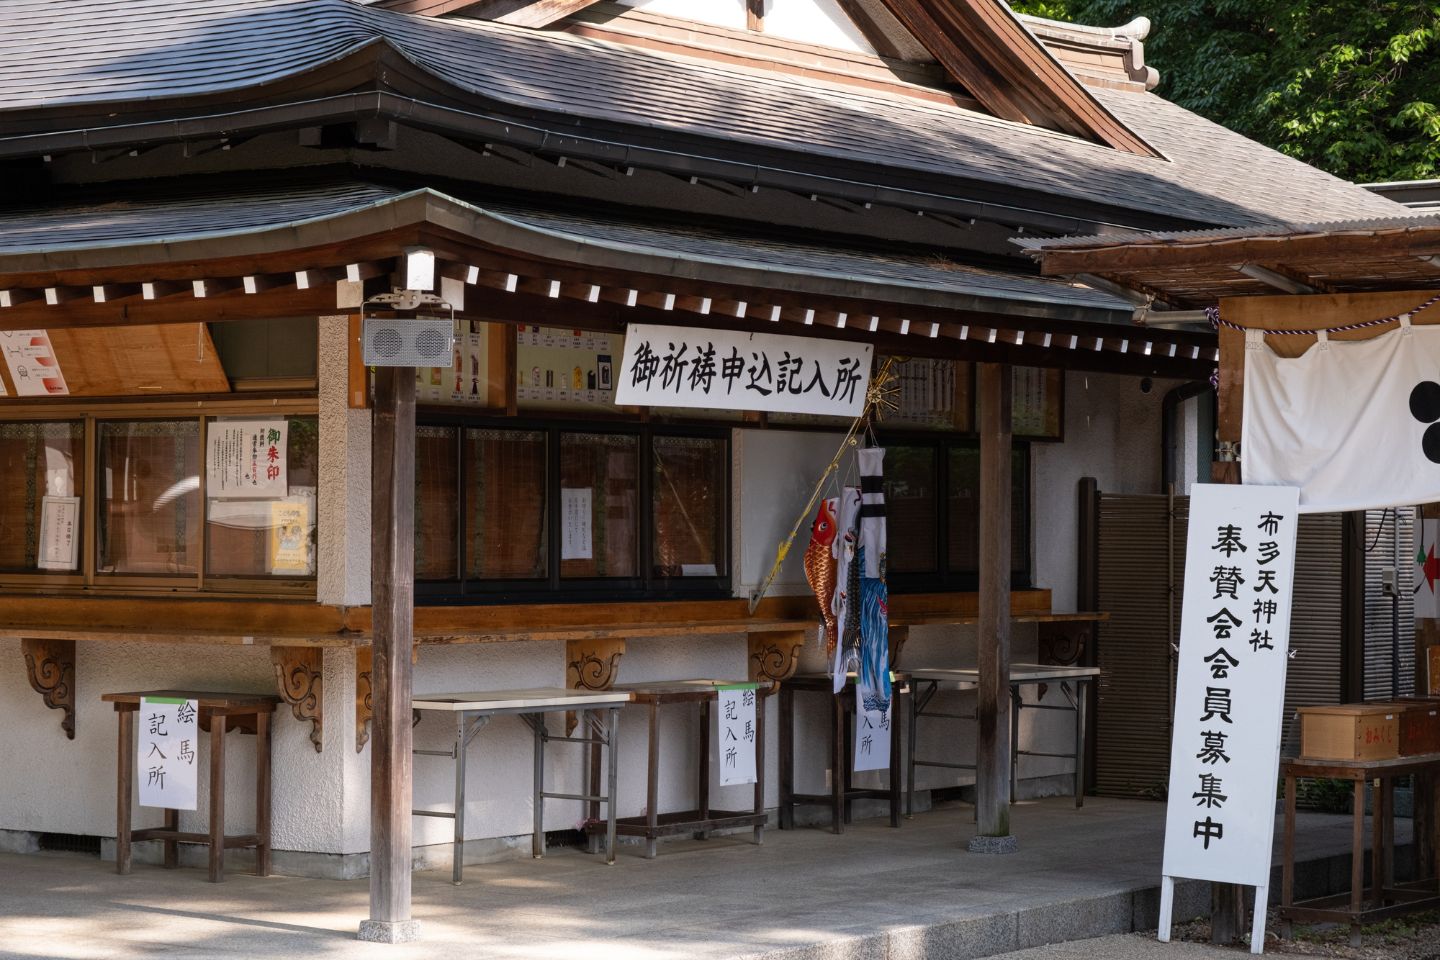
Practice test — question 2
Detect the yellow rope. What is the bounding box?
[747,357,900,613]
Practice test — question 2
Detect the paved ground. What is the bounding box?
[0,797,1384,960]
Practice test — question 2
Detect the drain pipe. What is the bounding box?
[1162,380,1214,490]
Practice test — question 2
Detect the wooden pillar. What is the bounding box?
[358,366,421,944]
[970,362,1016,853]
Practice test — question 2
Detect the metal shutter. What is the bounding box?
[1282,514,1344,754]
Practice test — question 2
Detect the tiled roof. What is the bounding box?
[0,179,1133,320]
[0,0,1408,230]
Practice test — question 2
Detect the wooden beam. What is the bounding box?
[746,0,764,32]
[1234,263,1315,295]
[971,361,1014,851]
[360,366,420,944]
[1036,232,1440,278]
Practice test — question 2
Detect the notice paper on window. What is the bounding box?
[560,487,592,560]
[37,495,80,570]
[207,420,287,499]
[716,684,757,786]
[138,697,199,811]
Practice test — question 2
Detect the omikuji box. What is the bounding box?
[1297,704,1400,761]
[1385,698,1440,756]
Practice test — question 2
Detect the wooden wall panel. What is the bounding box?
[42,323,229,396]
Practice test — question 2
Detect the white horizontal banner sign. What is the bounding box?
[1162,483,1298,888]
[1244,322,1440,511]
[615,324,872,417]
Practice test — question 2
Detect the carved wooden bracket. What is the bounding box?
[567,638,625,734]
[356,646,373,753]
[748,630,807,684]
[1037,621,1093,700]
[271,645,323,752]
[888,626,911,671]
[21,638,75,740]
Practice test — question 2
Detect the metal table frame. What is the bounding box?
[603,679,772,858]
[906,664,1098,814]
[412,688,632,883]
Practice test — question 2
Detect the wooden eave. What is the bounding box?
[0,188,1211,378]
[1021,221,1440,308]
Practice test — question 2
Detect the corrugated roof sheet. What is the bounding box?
[0,179,1132,315]
[0,0,1408,230]
[1015,213,1440,253]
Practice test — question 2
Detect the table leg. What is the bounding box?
[255,709,271,878]
[453,714,467,884]
[646,699,659,859]
[1383,776,1395,894]
[779,684,794,831]
[1074,680,1087,809]
[831,692,845,833]
[1010,684,1020,806]
[208,714,226,883]
[754,692,766,846]
[888,684,902,828]
[1281,772,1296,939]
[163,809,179,869]
[906,681,918,819]
[698,699,711,837]
[587,709,602,854]
[116,708,133,876]
[1350,778,1364,945]
[1370,777,1384,909]
[605,707,618,866]
[532,712,545,859]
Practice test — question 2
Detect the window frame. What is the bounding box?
[413,413,732,604]
[877,431,1032,594]
[0,397,319,597]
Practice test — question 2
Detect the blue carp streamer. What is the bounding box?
[857,549,891,713]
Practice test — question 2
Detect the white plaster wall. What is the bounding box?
[0,638,349,854]
[618,0,876,53]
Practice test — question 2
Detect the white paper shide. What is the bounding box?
[717,685,757,786]
[616,324,872,417]
[138,697,200,811]
[1162,484,1299,886]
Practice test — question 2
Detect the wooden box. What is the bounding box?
[1429,646,1440,696]
[1384,699,1440,756]
[1298,704,1400,761]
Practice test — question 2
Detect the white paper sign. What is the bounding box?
[1416,518,1439,620]
[717,685,757,786]
[206,420,287,498]
[37,495,80,570]
[615,324,873,417]
[0,330,68,396]
[561,487,592,560]
[138,697,199,811]
[853,687,893,772]
[1162,484,1299,888]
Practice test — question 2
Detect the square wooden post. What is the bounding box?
[970,362,1016,853]
[359,366,421,944]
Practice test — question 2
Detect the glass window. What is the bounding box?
[560,432,637,579]
[948,446,1028,576]
[884,446,938,574]
[205,416,319,578]
[415,426,459,581]
[465,428,547,580]
[98,420,201,576]
[0,421,84,573]
[651,435,726,579]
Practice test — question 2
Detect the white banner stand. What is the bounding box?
[1157,483,1300,955]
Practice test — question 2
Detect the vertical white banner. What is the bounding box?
[1415,518,1439,620]
[853,687,893,772]
[717,685,757,786]
[1162,483,1299,888]
[138,697,199,811]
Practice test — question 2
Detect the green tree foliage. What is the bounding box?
[1008,1,1440,182]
